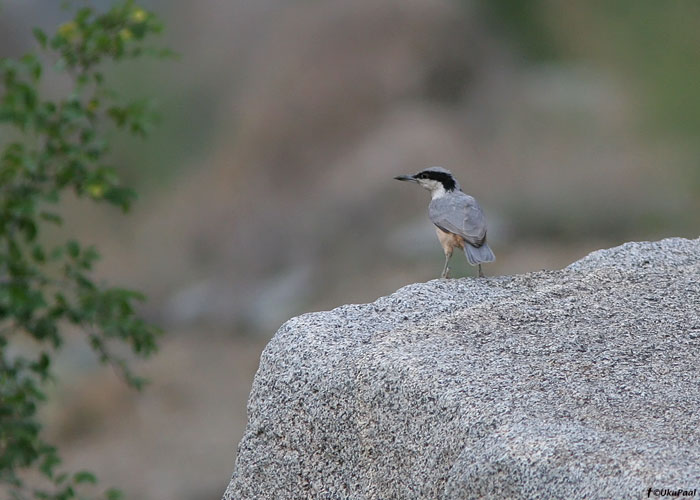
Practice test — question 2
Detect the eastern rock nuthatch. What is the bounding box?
[395,166,495,278]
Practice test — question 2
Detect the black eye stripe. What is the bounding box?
[415,170,457,190]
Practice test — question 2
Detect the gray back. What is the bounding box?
[429,192,487,246]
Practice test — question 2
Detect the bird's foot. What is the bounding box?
[441,267,451,279]
[477,264,484,278]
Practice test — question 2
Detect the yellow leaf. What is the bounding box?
[87,184,105,198]
[57,22,79,41]
[131,8,147,23]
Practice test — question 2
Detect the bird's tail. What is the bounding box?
[465,242,495,266]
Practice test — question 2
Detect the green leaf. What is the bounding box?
[73,470,97,485]
[80,245,100,269]
[33,28,48,48]
[21,53,42,82]
[107,106,127,127]
[66,240,80,258]
[30,351,51,379]
[40,211,63,225]
[19,217,38,241]
[31,244,46,263]
[104,186,136,211]
[105,488,124,500]
[39,450,61,478]
[50,245,65,260]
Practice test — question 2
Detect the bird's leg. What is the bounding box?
[436,228,454,279]
[441,253,451,279]
[478,264,484,278]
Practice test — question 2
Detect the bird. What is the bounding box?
[394,166,495,278]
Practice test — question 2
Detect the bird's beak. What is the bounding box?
[394,174,417,182]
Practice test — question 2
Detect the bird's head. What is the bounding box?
[394,166,460,197]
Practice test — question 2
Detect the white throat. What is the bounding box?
[430,184,447,199]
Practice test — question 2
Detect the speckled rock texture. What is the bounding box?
[223,237,700,500]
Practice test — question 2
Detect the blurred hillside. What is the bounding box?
[4,0,698,331]
[1,1,699,499]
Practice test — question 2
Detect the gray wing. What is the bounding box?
[429,193,487,246]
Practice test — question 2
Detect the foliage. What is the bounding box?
[0,2,166,498]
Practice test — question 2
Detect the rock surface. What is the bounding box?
[223,237,700,500]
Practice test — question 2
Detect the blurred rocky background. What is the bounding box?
[1,0,698,499]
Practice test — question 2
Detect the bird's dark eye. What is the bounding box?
[418,173,425,179]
